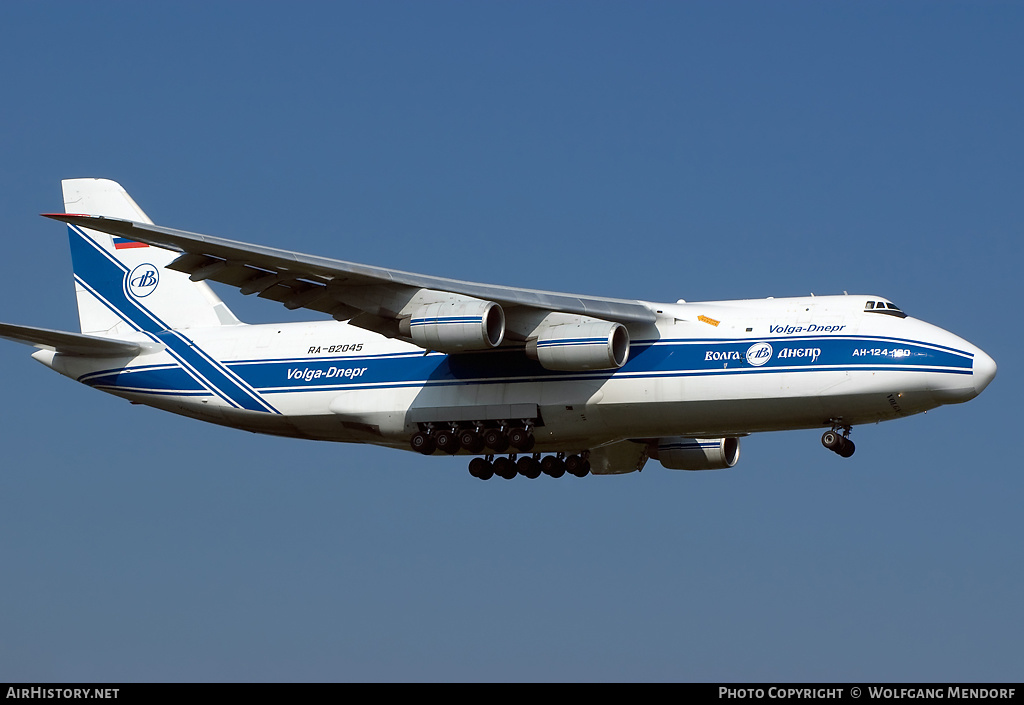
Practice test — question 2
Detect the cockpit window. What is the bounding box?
[864,300,906,318]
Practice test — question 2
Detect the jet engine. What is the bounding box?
[525,320,630,371]
[651,437,741,471]
[399,298,505,352]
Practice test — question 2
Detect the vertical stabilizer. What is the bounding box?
[62,178,240,336]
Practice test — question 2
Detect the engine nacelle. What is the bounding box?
[525,320,630,371]
[652,437,740,471]
[400,299,505,352]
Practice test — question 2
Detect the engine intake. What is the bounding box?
[526,320,630,371]
[400,299,505,352]
[652,437,740,471]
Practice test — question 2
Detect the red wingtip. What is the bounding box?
[41,212,96,219]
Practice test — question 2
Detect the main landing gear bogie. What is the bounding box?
[411,420,588,480]
[411,420,538,457]
[465,452,590,481]
[821,424,855,458]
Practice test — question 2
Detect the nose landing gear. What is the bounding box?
[822,423,855,458]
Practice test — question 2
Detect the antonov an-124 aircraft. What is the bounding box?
[0,179,997,479]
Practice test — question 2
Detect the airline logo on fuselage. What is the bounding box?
[704,342,774,366]
[745,342,773,366]
[703,342,824,366]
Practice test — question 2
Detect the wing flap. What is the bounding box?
[0,322,144,357]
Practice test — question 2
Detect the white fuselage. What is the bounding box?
[33,293,995,454]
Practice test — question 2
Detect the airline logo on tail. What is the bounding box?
[128,264,159,298]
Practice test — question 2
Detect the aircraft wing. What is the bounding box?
[0,322,143,357]
[43,214,657,346]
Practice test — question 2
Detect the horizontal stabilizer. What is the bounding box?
[0,322,144,357]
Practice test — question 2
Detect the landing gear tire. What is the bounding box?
[508,427,534,452]
[541,456,566,478]
[459,429,485,454]
[410,432,436,455]
[493,456,517,480]
[822,429,855,458]
[483,428,509,453]
[468,457,493,480]
[435,429,460,455]
[565,454,590,478]
[517,456,542,479]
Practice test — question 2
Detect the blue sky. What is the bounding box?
[0,1,1020,682]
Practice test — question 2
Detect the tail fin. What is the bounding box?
[62,178,240,337]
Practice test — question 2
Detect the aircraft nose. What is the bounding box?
[973,348,997,396]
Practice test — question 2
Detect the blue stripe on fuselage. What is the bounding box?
[229,337,971,394]
[85,333,975,399]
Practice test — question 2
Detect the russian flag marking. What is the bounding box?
[113,236,148,250]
